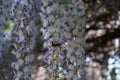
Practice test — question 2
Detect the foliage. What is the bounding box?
[85,0,120,80]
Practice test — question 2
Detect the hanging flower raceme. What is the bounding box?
[0,0,85,80]
[39,0,85,79]
[10,0,42,79]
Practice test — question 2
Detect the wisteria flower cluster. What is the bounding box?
[40,0,85,80]
[0,0,85,80]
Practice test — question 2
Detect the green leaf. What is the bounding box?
[52,53,58,61]
[3,19,14,31]
[64,0,71,4]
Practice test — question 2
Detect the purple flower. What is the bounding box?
[0,31,3,37]
[49,48,56,52]
[21,17,25,21]
[9,15,15,20]
[80,73,85,78]
[26,47,32,52]
[61,36,67,42]
[69,78,73,80]
[59,25,64,30]
[27,4,32,9]
[59,51,65,57]
[14,0,21,4]
[65,22,69,26]
[0,23,6,27]
[41,36,47,42]
[43,54,51,62]
[43,26,47,29]
[18,40,27,45]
